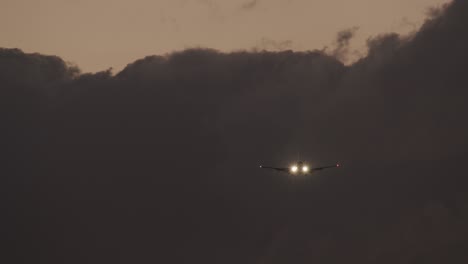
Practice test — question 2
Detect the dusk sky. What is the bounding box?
[3,1,468,263]
[1,0,448,72]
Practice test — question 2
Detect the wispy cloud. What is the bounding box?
[241,0,259,10]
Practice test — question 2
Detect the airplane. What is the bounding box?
[260,161,339,175]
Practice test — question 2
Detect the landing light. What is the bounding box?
[291,165,298,173]
[302,166,309,172]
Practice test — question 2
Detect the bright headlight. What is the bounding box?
[291,165,298,173]
[302,166,309,172]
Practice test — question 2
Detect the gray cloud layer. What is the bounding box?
[2,1,468,263]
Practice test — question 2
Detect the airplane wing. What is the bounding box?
[310,164,340,171]
[259,165,289,172]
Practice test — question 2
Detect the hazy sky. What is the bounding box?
[1,0,448,72]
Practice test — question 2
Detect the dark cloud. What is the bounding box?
[3,1,468,263]
[326,26,359,63]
